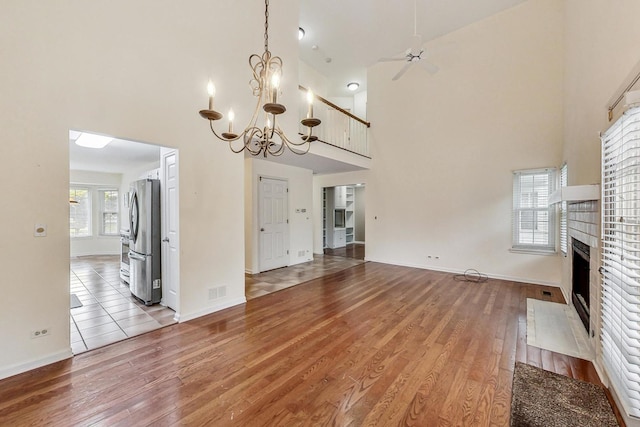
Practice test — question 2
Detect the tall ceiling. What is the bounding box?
[70,0,528,176]
[299,0,526,97]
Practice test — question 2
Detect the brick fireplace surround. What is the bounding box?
[566,200,600,357]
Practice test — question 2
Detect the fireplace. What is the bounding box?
[572,238,590,332]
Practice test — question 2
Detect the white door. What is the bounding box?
[161,148,179,314]
[259,177,288,272]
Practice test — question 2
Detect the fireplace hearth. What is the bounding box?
[572,238,590,333]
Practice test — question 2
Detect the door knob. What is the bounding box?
[260,228,265,231]
[162,238,170,242]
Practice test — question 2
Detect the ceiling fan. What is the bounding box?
[378,0,439,81]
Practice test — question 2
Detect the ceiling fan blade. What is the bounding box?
[392,62,413,81]
[419,59,439,75]
[378,56,406,63]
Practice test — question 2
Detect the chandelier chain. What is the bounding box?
[264,0,269,53]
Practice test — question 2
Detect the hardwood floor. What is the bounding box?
[324,243,365,260]
[0,263,612,426]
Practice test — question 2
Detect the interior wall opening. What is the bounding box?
[69,130,180,354]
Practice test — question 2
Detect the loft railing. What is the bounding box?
[298,85,371,158]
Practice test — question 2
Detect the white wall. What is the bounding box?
[366,0,564,285]
[0,0,299,379]
[245,158,314,274]
[562,2,640,424]
[299,60,329,97]
[354,91,368,121]
[70,170,122,257]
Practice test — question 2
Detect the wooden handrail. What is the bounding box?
[299,85,370,128]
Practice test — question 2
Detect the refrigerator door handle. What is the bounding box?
[129,251,146,261]
[130,191,139,244]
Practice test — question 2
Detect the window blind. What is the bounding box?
[69,187,91,238]
[99,189,119,236]
[560,164,568,255]
[601,105,640,418]
[512,168,556,252]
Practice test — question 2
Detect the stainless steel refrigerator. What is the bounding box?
[128,178,162,305]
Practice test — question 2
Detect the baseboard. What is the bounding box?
[178,297,246,323]
[362,257,561,288]
[0,349,73,381]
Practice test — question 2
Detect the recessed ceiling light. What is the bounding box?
[347,82,360,91]
[298,27,305,41]
[75,133,114,149]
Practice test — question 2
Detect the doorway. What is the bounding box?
[322,184,365,260]
[69,131,179,353]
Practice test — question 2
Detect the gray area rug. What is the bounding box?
[70,293,83,309]
[510,362,618,427]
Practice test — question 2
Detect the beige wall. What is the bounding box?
[366,0,564,285]
[0,0,298,379]
[245,158,314,274]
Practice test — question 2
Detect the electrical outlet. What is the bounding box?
[31,328,50,339]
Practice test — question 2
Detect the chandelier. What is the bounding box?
[199,0,321,157]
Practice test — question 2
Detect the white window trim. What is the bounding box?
[559,163,568,256]
[69,186,92,239]
[511,167,557,255]
[98,188,119,237]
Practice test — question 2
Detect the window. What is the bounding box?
[69,186,119,238]
[559,164,568,255]
[99,189,119,235]
[69,187,91,237]
[601,105,640,417]
[512,168,556,253]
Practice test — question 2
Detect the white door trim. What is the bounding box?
[258,176,289,272]
[160,148,180,319]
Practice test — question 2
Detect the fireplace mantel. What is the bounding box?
[549,184,600,204]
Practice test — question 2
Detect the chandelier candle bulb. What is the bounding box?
[207,80,215,110]
[228,109,234,133]
[307,89,314,118]
[271,73,280,104]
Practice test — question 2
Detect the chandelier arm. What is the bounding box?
[275,128,311,155]
[277,126,314,153]
[266,130,286,157]
[241,127,264,156]
[277,124,314,147]
[209,121,234,141]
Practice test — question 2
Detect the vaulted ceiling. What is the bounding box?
[299,0,526,97]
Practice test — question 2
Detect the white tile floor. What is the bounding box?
[70,255,176,354]
[526,298,594,360]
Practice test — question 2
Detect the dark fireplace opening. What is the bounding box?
[572,238,590,333]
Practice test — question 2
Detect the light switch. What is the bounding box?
[34,224,47,237]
